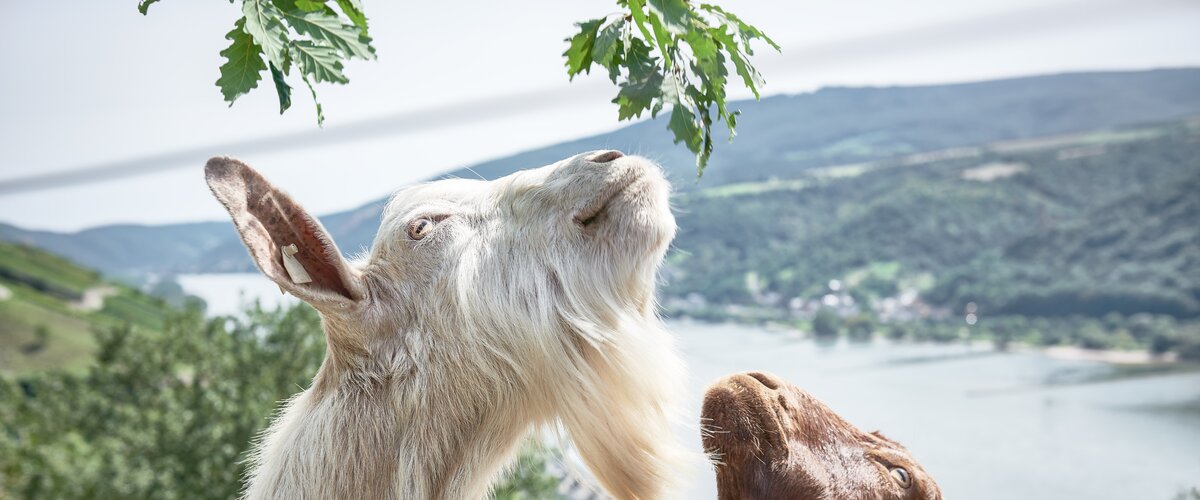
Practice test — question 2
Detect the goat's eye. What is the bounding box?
[890,467,912,488]
[407,218,436,240]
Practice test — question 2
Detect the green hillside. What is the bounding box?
[930,172,1199,318]
[663,118,1200,355]
[0,242,174,375]
[668,120,1199,307]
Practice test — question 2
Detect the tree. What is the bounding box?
[845,314,875,342]
[141,0,372,125]
[138,0,777,172]
[22,325,50,354]
[811,307,840,339]
[1177,328,1200,362]
[564,1,779,172]
[886,322,911,341]
[989,316,1026,352]
[1173,487,1200,500]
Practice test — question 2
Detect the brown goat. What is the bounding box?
[702,372,942,500]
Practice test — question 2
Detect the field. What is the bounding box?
[0,242,171,375]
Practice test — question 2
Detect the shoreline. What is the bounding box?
[669,317,1181,366]
[1031,345,1175,365]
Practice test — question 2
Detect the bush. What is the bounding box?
[846,314,875,342]
[1173,487,1200,500]
[886,323,911,340]
[811,308,841,339]
[1177,337,1200,362]
[1078,321,1115,350]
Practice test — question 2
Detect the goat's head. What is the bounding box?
[702,372,941,500]
[367,149,676,350]
[206,151,688,498]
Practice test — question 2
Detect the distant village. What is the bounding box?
[664,277,956,324]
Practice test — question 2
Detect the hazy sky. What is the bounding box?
[2,0,1198,231]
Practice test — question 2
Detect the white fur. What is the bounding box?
[235,152,693,499]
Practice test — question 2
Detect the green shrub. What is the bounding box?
[811,308,841,339]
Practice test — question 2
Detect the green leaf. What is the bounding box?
[269,63,293,114]
[563,19,603,79]
[676,80,717,173]
[137,0,161,15]
[670,100,713,173]
[612,38,662,120]
[646,0,691,34]
[668,104,703,155]
[591,20,625,69]
[643,11,674,69]
[727,45,763,98]
[700,4,780,53]
[711,28,763,98]
[567,2,778,175]
[602,39,625,82]
[242,0,291,68]
[626,0,656,44]
[301,74,325,125]
[280,9,375,60]
[657,72,680,108]
[334,0,369,32]
[294,0,326,12]
[216,18,267,105]
[623,37,658,79]
[292,40,347,84]
[685,29,726,96]
[614,71,664,121]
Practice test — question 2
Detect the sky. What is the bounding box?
[1,0,1198,232]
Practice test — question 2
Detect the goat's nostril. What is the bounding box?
[590,150,624,163]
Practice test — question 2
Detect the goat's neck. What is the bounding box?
[245,352,533,500]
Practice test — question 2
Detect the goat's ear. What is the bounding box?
[204,157,364,311]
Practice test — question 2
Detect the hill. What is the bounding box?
[443,68,1200,186]
[2,68,1199,276]
[667,119,1200,319]
[929,169,1200,318]
[0,242,179,375]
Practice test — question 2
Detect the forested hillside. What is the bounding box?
[663,119,1200,355]
[667,121,1199,313]
[930,173,1199,318]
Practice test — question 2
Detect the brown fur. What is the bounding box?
[702,372,942,500]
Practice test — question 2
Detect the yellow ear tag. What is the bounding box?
[281,243,313,284]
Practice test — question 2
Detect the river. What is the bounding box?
[178,273,1200,500]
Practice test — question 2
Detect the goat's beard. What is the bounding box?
[426,233,688,497]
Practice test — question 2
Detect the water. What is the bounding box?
[176,273,297,317]
[178,274,1200,500]
[675,322,1200,500]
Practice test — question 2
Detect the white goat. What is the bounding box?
[204,151,692,499]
